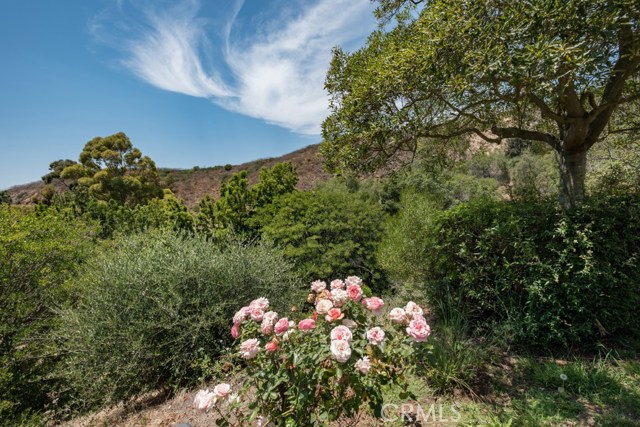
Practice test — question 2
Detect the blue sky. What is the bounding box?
[0,0,376,190]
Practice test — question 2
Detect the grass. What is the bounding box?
[391,353,640,427]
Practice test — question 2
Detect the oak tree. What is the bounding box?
[321,0,640,208]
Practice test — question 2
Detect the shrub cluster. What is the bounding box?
[255,189,388,292]
[56,231,302,409]
[383,194,640,349]
[0,206,94,425]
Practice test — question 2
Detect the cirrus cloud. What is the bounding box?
[91,0,376,135]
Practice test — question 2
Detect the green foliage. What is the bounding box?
[133,190,194,233]
[255,189,388,292]
[48,186,193,238]
[41,159,77,186]
[61,132,163,206]
[402,195,640,349]
[416,293,490,394]
[215,171,252,232]
[378,192,441,292]
[467,151,509,183]
[195,195,217,237]
[251,161,299,209]
[587,124,640,196]
[57,231,302,409]
[322,0,640,207]
[195,162,299,237]
[0,206,94,425]
[0,191,10,205]
[507,150,559,200]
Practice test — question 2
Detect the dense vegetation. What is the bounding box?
[57,231,301,410]
[3,122,638,425]
[0,207,95,425]
[1,1,639,424]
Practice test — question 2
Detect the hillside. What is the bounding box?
[6,144,332,209]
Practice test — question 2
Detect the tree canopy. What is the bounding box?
[321,0,640,208]
[61,132,163,206]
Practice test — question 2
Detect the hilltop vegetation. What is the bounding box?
[6,144,330,208]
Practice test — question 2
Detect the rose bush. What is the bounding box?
[195,276,431,426]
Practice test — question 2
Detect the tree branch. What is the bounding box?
[419,127,501,143]
[491,126,560,150]
[527,93,567,123]
[585,22,640,148]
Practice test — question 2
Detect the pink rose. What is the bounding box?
[406,318,431,342]
[331,289,348,307]
[330,339,352,363]
[250,307,265,322]
[347,284,363,301]
[330,279,345,290]
[404,301,424,318]
[250,297,270,310]
[315,298,334,314]
[413,313,426,322]
[355,356,371,374]
[330,325,353,342]
[367,327,386,346]
[233,307,250,324]
[325,308,345,322]
[389,307,407,324]
[265,340,279,352]
[345,276,362,287]
[213,383,231,398]
[193,389,216,410]
[240,338,261,359]
[298,318,316,332]
[260,311,278,334]
[231,323,240,339]
[274,318,290,336]
[310,280,327,292]
[363,297,385,316]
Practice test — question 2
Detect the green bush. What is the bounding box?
[57,231,302,409]
[255,189,388,292]
[378,191,441,296]
[0,206,94,425]
[382,194,640,350]
[507,150,558,200]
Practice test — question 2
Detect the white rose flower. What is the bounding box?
[330,339,352,363]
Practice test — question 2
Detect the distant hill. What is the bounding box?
[6,144,332,209]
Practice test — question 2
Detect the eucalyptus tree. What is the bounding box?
[321,0,640,208]
[61,132,163,206]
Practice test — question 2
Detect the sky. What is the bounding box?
[0,0,377,190]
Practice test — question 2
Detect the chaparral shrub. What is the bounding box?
[57,231,302,410]
[194,277,431,426]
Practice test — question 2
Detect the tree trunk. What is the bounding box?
[558,149,587,210]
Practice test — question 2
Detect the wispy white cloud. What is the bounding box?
[91,0,375,135]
